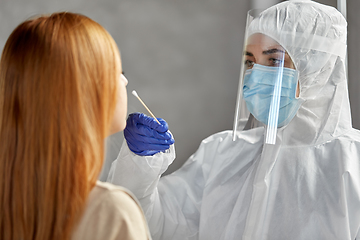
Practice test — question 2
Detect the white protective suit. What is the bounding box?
[108,1,360,239]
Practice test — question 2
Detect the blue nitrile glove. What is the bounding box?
[124,112,175,156]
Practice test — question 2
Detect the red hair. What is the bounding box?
[0,12,121,239]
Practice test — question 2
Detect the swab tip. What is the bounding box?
[131,90,138,97]
[131,89,161,124]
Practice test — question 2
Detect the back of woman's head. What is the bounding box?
[0,12,121,240]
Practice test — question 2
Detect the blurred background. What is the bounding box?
[1,0,358,179]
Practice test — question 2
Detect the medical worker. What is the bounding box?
[108,0,360,239]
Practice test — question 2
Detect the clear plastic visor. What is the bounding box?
[232,9,299,144]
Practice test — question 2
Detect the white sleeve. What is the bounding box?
[107,139,209,240]
[107,140,175,210]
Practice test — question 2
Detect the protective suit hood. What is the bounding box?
[242,0,351,146]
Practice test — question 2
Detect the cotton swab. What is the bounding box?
[132,90,161,125]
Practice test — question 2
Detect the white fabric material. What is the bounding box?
[108,1,360,239]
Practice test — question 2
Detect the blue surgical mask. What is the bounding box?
[243,64,301,128]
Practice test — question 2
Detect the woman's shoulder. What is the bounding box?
[91,181,138,206]
[86,181,146,224]
[72,181,149,240]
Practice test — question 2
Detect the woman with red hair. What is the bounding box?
[0,12,150,240]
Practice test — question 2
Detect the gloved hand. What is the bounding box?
[124,112,174,156]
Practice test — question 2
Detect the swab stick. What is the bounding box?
[132,90,161,125]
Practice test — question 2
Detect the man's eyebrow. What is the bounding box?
[263,48,285,55]
[245,51,254,57]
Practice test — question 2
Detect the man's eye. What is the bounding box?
[244,60,254,69]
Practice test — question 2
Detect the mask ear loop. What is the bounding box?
[265,52,285,145]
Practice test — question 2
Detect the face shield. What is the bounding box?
[232,9,301,144]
